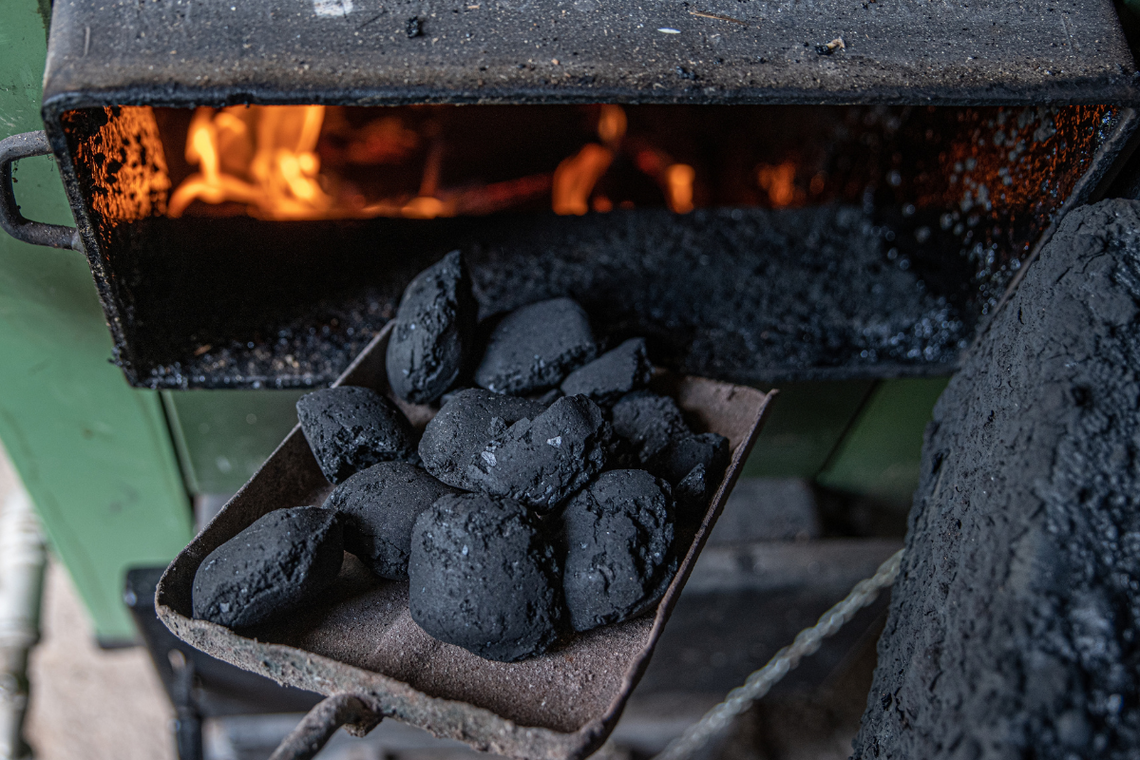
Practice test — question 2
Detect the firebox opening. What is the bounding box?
[58,103,1121,390]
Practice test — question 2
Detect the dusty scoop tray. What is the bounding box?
[157,324,773,760]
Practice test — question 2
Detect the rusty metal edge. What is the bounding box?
[156,322,774,760]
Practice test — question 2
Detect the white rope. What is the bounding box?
[652,548,905,760]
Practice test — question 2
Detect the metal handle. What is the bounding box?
[268,694,382,760]
[0,131,81,250]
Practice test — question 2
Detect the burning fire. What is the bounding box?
[169,106,333,220]
[167,103,701,220]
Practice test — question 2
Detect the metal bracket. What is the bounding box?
[0,131,80,250]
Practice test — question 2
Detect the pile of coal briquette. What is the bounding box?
[191,250,730,662]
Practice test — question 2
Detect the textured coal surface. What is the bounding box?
[408,492,562,663]
[611,391,692,465]
[474,297,597,395]
[192,506,343,629]
[561,470,675,633]
[647,432,729,487]
[418,389,547,490]
[297,387,417,484]
[465,395,610,513]
[560,338,653,406]
[386,250,477,404]
[115,207,970,389]
[323,462,460,580]
[855,200,1140,759]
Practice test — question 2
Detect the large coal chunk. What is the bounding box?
[560,338,653,406]
[474,298,597,395]
[409,493,562,662]
[610,391,692,465]
[561,469,676,632]
[647,432,730,485]
[192,506,344,630]
[419,389,547,490]
[386,250,477,405]
[297,387,416,484]
[323,462,460,579]
[465,395,610,513]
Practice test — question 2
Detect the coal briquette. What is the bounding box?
[418,389,547,489]
[474,298,597,395]
[192,506,344,629]
[465,394,610,512]
[323,462,460,579]
[648,432,730,485]
[386,251,477,405]
[561,469,676,632]
[297,386,416,484]
[560,338,653,406]
[409,493,562,662]
[610,390,692,465]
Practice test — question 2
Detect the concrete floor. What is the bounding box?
[0,442,176,760]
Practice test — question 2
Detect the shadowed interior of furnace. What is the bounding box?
[57,103,1118,390]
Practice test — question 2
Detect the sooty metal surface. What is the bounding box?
[156,323,773,760]
[42,0,1140,107]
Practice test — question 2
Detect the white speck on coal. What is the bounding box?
[474,297,597,395]
[192,506,344,630]
[386,250,477,404]
[408,492,562,662]
[322,461,459,580]
[464,395,611,513]
[297,386,416,484]
[560,469,676,632]
[419,389,546,490]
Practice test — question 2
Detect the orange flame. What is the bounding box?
[553,144,614,216]
[169,105,334,220]
[597,105,627,148]
[757,161,802,207]
[664,164,695,214]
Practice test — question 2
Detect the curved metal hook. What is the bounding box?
[0,131,81,250]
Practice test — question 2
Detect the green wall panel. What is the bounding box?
[163,390,304,494]
[0,2,193,641]
[815,377,950,505]
[741,380,875,479]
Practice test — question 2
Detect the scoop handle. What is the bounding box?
[268,694,382,760]
[0,131,81,250]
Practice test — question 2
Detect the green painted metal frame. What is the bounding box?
[0,1,193,642]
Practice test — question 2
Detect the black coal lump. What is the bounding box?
[610,390,692,465]
[648,432,730,485]
[386,250,477,405]
[560,338,653,406]
[561,469,676,632]
[474,297,597,395]
[419,389,547,489]
[409,492,562,662]
[297,386,416,484]
[323,462,460,579]
[465,395,610,513]
[192,506,344,630]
